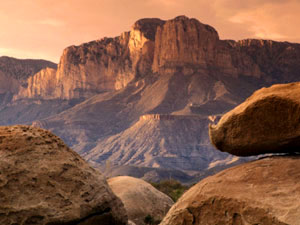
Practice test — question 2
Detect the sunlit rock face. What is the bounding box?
[54,34,133,99]
[209,82,300,156]
[13,16,300,100]
[0,125,128,225]
[16,67,57,99]
[129,18,164,76]
[161,156,300,225]
[152,16,219,74]
[0,56,56,102]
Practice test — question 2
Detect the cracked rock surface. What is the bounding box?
[0,125,127,225]
[160,156,300,225]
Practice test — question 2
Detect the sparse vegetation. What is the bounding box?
[150,179,189,202]
[144,214,161,225]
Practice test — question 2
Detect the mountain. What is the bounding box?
[1,16,300,181]
[0,57,83,125]
[0,56,56,105]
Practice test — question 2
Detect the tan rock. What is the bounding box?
[0,125,127,225]
[15,67,57,99]
[161,156,300,225]
[209,82,300,156]
[108,176,173,225]
[152,16,219,73]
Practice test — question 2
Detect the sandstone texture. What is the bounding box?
[0,125,127,225]
[161,156,300,225]
[108,176,173,225]
[209,82,300,156]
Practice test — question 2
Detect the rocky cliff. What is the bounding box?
[14,16,300,101]
[3,15,300,181]
[0,56,56,104]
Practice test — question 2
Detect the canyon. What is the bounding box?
[1,15,300,182]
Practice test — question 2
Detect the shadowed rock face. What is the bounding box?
[209,82,300,156]
[160,156,300,225]
[0,125,127,225]
[108,176,173,225]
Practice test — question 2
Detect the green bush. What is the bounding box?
[150,179,189,202]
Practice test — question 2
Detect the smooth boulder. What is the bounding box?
[209,82,300,156]
[108,176,174,225]
[160,156,300,225]
[0,125,127,225]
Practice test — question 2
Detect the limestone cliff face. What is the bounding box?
[16,68,57,99]
[152,16,219,74]
[14,16,300,100]
[0,56,56,103]
[55,34,132,99]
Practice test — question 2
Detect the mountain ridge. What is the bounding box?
[1,15,300,181]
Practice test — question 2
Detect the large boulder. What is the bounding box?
[0,125,127,225]
[108,176,174,225]
[160,156,300,225]
[209,82,300,156]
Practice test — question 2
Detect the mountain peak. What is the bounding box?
[132,18,165,41]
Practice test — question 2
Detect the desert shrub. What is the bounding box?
[150,179,189,202]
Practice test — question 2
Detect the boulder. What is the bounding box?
[0,125,127,225]
[108,176,174,225]
[209,82,300,156]
[160,156,300,225]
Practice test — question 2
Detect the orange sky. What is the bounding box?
[1,0,300,63]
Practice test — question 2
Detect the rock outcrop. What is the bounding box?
[161,156,300,225]
[209,82,300,156]
[0,56,56,103]
[0,125,127,225]
[152,16,219,74]
[14,16,300,101]
[0,56,56,83]
[15,67,57,99]
[4,15,300,182]
[108,176,173,225]
[86,114,236,171]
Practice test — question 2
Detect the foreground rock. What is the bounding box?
[108,176,173,225]
[0,125,127,225]
[209,82,300,156]
[160,156,300,225]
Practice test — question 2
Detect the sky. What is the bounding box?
[1,0,300,63]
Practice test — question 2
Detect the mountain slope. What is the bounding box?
[86,114,236,171]
[2,16,300,180]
